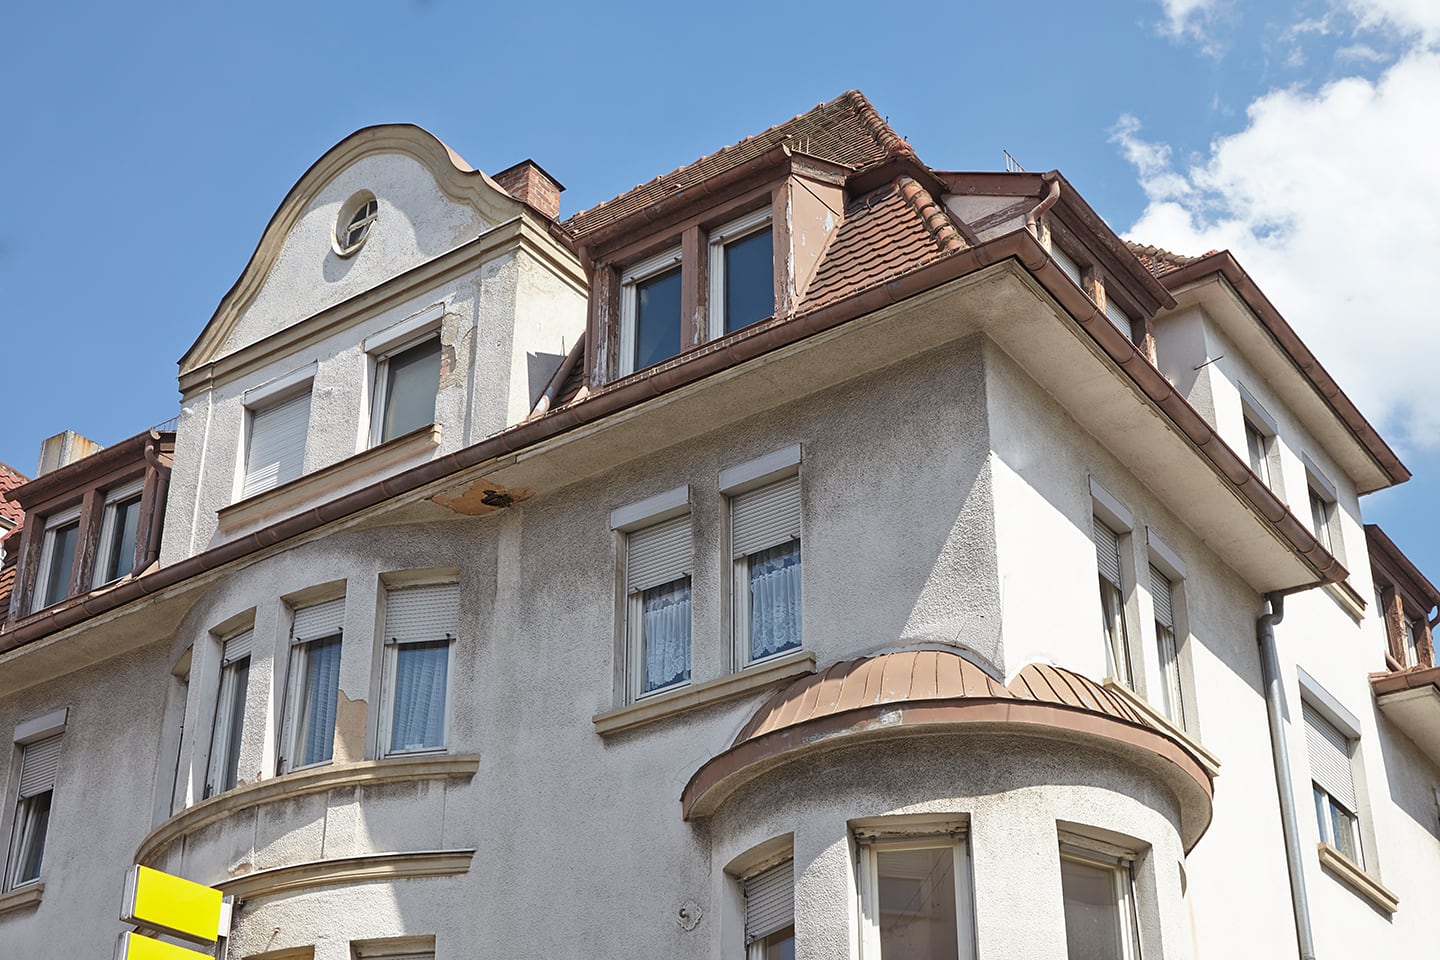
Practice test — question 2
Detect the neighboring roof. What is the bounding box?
[683,649,1213,848]
[0,462,27,528]
[563,90,911,238]
[1366,524,1440,609]
[1127,242,1205,278]
[802,176,965,310]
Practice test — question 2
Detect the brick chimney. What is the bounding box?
[493,160,565,220]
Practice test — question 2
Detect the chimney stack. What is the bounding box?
[493,160,565,221]
[36,430,104,477]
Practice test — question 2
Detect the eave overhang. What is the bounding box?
[1371,666,1440,767]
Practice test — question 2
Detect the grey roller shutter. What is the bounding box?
[1150,566,1174,629]
[222,628,254,665]
[1095,521,1122,588]
[385,583,459,644]
[744,859,794,943]
[732,476,801,559]
[17,734,62,798]
[243,391,311,498]
[1051,243,1083,286]
[1105,298,1134,338]
[1304,705,1358,812]
[292,597,345,642]
[627,516,691,594]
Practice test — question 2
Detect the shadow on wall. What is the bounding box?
[1374,713,1440,840]
[526,351,564,410]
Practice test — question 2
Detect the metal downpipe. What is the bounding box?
[1258,591,1318,960]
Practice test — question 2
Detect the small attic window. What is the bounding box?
[335,192,378,257]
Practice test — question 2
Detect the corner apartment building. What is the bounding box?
[1,91,1437,960]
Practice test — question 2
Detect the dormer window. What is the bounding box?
[707,209,774,337]
[32,507,81,611]
[620,247,684,377]
[93,480,144,587]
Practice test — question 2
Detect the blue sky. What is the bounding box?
[3,1,1438,576]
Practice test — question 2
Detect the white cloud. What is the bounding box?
[1115,50,1440,448]
[1342,0,1440,45]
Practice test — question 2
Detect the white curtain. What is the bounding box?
[749,541,801,660]
[391,641,449,752]
[297,638,341,766]
[642,577,691,692]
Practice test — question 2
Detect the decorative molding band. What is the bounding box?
[593,650,816,736]
[136,754,479,865]
[219,849,475,901]
[0,882,43,915]
[217,423,442,532]
[1317,842,1399,914]
[1101,678,1222,778]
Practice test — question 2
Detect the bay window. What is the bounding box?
[1059,846,1140,960]
[857,832,975,960]
[205,628,252,798]
[280,597,344,772]
[380,581,458,755]
[743,859,794,960]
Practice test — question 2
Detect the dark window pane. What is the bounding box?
[13,790,52,883]
[725,227,774,334]
[382,338,442,442]
[43,522,79,607]
[635,266,682,370]
[104,495,143,582]
[221,658,250,793]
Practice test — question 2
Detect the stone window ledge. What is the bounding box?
[218,423,441,532]
[594,649,816,737]
[136,753,479,865]
[1326,580,1366,622]
[0,882,43,915]
[1318,842,1399,914]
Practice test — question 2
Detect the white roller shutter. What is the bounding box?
[1105,298,1134,339]
[744,859,794,943]
[243,391,311,498]
[627,516,691,594]
[292,598,345,642]
[1304,705,1358,812]
[732,476,801,559]
[1150,565,1174,629]
[17,734,62,798]
[1051,243,1083,286]
[221,628,254,665]
[385,583,459,644]
[1095,521,1122,588]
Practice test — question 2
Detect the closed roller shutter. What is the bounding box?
[18,734,63,798]
[627,516,691,594]
[243,391,311,498]
[222,628,254,665]
[385,583,459,644]
[1304,704,1358,812]
[1095,521,1122,587]
[732,476,801,559]
[1150,566,1173,629]
[744,859,794,944]
[292,597,345,642]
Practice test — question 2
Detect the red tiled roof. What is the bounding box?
[0,462,27,528]
[801,176,962,310]
[1127,241,1209,278]
[564,91,911,238]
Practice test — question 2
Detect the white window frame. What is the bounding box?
[1299,676,1367,869]
[618,246,683,377]
[5,709,66,891]
[707,207,774,340]
[1058,843,1141,960]
[31,505,83,612]
[1146,529,1190,731]
[721,445,803,669]
[364,303,446,448]
[204,628,253,799]
[377,580,458,758]
[279,598,345,774]
[238,369,315,501]
[856,827,976,960]
[1302,455,1341,557]
[91,479,145,588]
[1091,479,1136,688]
[1103,296,1135,341]
[612,486,692,702]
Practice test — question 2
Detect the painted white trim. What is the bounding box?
[242,362,317,407]
[363,302,445,356]
[13,709,67,745]
[1089,477,1134,531]
[1145,528,1187,580]
[708,207,774,341]
[368,335,442,447]
[618,245,683,377]
[42,505,82,531]
[1298,668,1361,737]
[719,444,802,494]
[610,485,691,531]
[92,480,147,588]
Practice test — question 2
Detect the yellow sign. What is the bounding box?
[119,865,225,944]
[114,931,213,960]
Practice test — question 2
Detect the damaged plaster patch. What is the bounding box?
[430,480,533,516]
[333,690,369,764]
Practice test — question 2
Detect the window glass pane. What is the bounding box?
[104,495,143,582]
[10,790,52,884]
[42,522,79,607]
[390,640,449,753]
[761,929,795,960]
[295,637,341,767]
[382,338,442,442]
[1156,623,1183,726]
[635,266,682,370]
[1060,858,1123,960]
[1330,801,1360,864]
[875,846,960,960]
[641,576,691,693]
[750,540,801,661]
[1099,578,1129,685]
[1308,490,1332,550]
[1245,423,1269,484]
[221,658,248,793]
[725,227,774,334]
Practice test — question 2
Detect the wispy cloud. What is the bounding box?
[1157,0,1226,53]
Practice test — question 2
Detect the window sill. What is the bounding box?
[1101,678,1222,779]
[594,649,816,736]
[0,881,43,915]
[218,423,441,532]
[1317,842,1398,914]
[136,753,479,865]
[1325,580,1366,623]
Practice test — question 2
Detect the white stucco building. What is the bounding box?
[1,91,1437,960]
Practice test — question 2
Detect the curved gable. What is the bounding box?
[182,124,523,374]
